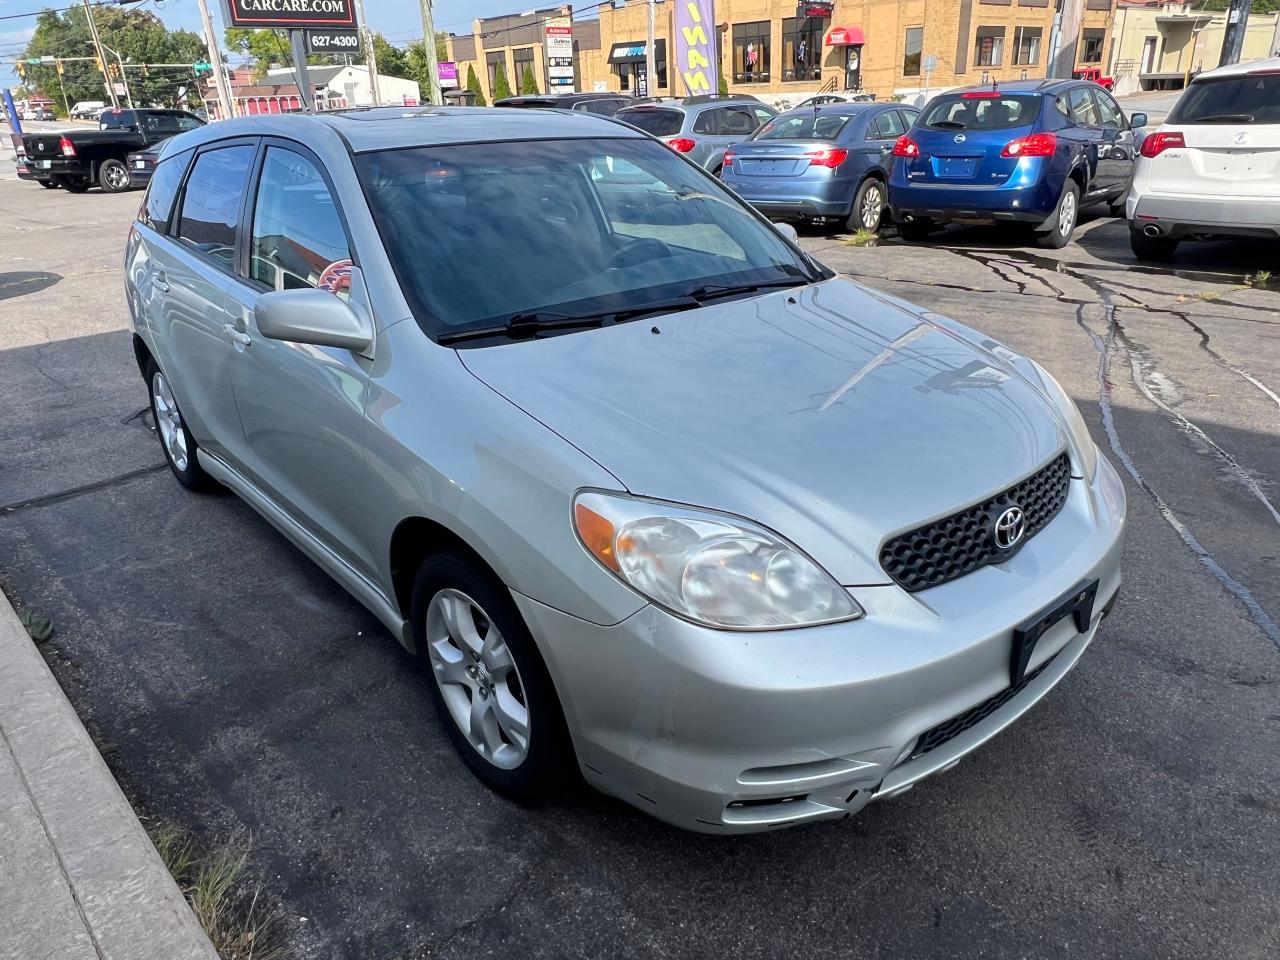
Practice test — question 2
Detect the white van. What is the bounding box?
[69,101,106,121]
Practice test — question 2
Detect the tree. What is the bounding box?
[224,27,297,78]
[435,30,449,64]
[492,62,513,100]
[370,32,409,78]
[520,65,539,95]
[465,63,486,106]
[718,71,729,96]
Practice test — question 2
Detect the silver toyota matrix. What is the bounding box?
[124,108,1125,833]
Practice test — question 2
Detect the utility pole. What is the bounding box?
[352,0,382,105]
[1047,0,1084,79]
[1219,0,1254,67]
[194,0,233,119]
[81,0,119,108]
[416,0,442,104]
[645,0,656,97]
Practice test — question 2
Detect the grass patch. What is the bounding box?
[1250,270,1272,288]
[149,822,293,960]
[840,228,879,248]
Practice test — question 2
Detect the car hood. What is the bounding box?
[458,278,1068,585]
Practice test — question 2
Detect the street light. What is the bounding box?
[95,41,135,108]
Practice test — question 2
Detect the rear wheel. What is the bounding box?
[848,178,886,232]
[1129,227,1179,262]
[1037,180,1079,249]
[897,217,934,242]
[146,359,217,491]
[98,158,130,193]
[411,552,573,803]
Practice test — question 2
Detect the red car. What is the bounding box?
[1073,67,1114,91]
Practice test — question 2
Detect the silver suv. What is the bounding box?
[126,107,1124,833]
[616,94,776,173]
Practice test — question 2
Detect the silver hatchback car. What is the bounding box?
[125,108,1125,833]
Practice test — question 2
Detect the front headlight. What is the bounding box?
[573,491,862,630]
[1032,361,1098,482]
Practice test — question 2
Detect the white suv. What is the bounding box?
[1126,57,1280,261]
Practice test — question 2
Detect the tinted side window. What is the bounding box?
[1093,91,1123,129]
[177,144,255,272]
[692,108,721,135]
[249,147,351,298]
[1067,87,1100,127]
[874,110,907,139]
[897,109,920,130]
[723,106,759,136]
[140,151,191,234]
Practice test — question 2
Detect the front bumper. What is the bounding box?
[1128,191,1280,240]
[515,454,1126,833]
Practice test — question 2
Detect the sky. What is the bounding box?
[0,0,541,91]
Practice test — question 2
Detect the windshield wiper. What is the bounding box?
[1190,113,1255,123]
[930,120,966,129]
[682,276,810,302]
[437,296,702,345]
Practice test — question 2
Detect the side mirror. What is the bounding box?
[254,287,374,354]
[1130,113,1148,130]
[774,221,800,244]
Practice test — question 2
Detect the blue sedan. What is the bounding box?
[887,79,1140,248]
[721,102,920,232]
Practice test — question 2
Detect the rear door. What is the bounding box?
[152,140,258,455]
[1148,70,1280,198]
[1063,86,1108,199]
[865,107,908,171]
[224,141,374,573]
[1091,87,1134,197]
[904,92,1042,186]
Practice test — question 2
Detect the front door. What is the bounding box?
[224,142,374,575]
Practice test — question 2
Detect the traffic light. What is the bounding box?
[107,62,120,79]
[95,56,104,73]
[15,62,24,79]
[55,59,65,75]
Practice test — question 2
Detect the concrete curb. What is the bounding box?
[0,592,220,960]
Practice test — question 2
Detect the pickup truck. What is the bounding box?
[20,108,203,193]
[1072,67,1115,91]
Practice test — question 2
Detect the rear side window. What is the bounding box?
[870,110,906,140]
[1167,73,1280,125]
[139,151,191,234]
[176,145,255,272]
[1067,87,1100,127]
[249,147,351,298]
[755,112,852,140]
[1094,91,1123,129]
[921,95,1039,131]
[618,108,683,137]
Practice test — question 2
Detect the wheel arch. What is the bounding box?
[132,332,154,379]
[389,515,502,624]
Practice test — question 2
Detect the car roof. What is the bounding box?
[494,92,627,105]
[1191,55,1280,81]
[941,79,1079,96]
[617,95,764,114]
[165,106,646,155]
[777,102,887,118]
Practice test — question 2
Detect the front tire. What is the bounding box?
[849,178,886,232]
[146,359,217,491]
[1129,227,1179,262]
[1037,180,1080,249]
[98,158,130,193]
[411,552,572,803]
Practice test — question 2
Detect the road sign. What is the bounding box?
[193,61,212,74]
[220,0,356,31]
[304,30,359,54]
[922,54,938,74]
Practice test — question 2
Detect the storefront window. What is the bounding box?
[782,16,828,82]
[513,47,535,90]
[1013,27,1041,65]
[903,26,923,76]
[1080,28,1105,64]
[732,21,771,84]
[486,52,508,96]
[975,26,1005,68]
[608,40,667,94]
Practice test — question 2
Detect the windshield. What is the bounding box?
[1167,73,1280,125]
[617,108,684,137]
[754,112,853,141]
[920,95,1039,131]
[356,137,814,342]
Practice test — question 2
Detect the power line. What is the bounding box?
[0,2,113,23]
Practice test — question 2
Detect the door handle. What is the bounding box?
[224,323,251,348]
[152,270,169,292]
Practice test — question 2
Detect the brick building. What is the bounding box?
[446,0,1117,104]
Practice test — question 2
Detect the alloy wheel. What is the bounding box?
[861,183,884,230]
[1058,191,1077,238]
[105,163,128,190]
[425,588,530,769]
[151,371,188,471]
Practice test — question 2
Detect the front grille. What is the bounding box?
[905,652,1058,764]
[879,452,1072,592]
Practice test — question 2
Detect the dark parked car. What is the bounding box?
[721,102,920,232]
[494,92,633,115]
[887,79,1139,248]
[127,148,160,189]
[615,95,777,174]
[20,107,203,193]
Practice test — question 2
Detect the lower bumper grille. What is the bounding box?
[905,651,1059,764]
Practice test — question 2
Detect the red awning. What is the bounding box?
[826,26,866,46]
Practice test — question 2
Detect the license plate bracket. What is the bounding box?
[1010,579,1098,685]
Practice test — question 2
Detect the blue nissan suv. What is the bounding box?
[888,79,1142,248]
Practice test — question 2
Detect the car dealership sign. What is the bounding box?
[220,0,356,31]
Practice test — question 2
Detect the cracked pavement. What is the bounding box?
[0,180,1277,959]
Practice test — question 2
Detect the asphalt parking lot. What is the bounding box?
[2,178,1278,960]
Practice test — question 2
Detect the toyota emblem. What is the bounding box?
[993,506,1025,550]
[953,133,966,143]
